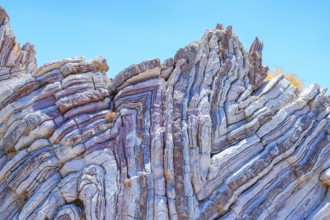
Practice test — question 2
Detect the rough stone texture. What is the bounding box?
[1,7,330,220]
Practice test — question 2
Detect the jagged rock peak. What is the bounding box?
[0,7,330,220]
[0,7,37,75]
[0,7,9,25]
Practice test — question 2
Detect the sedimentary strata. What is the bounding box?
[0,7,330,220]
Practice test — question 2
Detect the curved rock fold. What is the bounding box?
[0,7,330,220]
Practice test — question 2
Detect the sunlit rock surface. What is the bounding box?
[0,7,330,220]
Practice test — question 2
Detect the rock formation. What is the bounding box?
[1,7,330,220]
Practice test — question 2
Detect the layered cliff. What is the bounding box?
[0,7,330,220]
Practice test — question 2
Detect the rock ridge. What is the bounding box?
[0,7,330,220]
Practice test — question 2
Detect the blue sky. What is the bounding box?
[1,1,330,91]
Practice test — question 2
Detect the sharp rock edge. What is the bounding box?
[0,7,330,220]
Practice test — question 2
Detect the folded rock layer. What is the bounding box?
[0,7,330,220]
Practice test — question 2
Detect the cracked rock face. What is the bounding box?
[1,7,330,220]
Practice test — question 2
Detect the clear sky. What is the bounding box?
[1,1,330,92]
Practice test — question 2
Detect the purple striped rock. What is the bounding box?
[0,7,330,220]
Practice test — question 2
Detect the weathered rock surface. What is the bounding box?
[1,7,330,220]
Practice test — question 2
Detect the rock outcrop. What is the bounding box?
[1,7,330,220]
